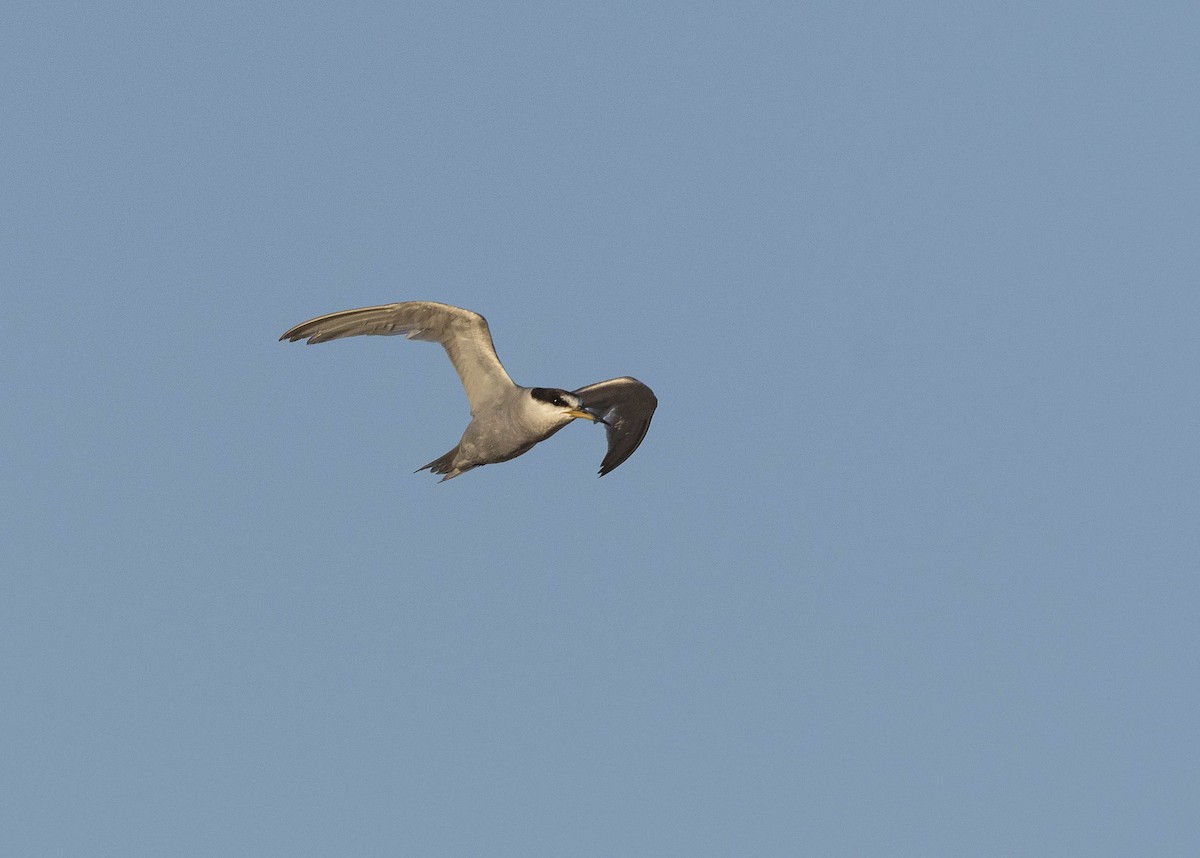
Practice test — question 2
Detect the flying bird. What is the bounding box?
[280,301,657,481]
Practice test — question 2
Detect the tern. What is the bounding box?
[280,301,657,481]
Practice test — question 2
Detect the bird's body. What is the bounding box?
[418,384,571,478]
[280,301,656,481]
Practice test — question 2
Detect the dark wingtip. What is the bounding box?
[280,329,318,344]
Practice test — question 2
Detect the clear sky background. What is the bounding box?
[3,3,1198,855]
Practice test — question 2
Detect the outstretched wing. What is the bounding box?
[573,377,658,476]
[280,301,515,413]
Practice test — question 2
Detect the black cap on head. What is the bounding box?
[530,387,571,406]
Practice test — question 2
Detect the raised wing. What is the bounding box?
[573,377,658,476]
[280,302,515,413]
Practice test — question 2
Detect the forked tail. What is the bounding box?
[416,446,471,482]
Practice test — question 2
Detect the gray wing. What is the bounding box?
[280,302,515,413]
[573,377,658,476]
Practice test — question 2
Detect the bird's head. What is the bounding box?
[529,387,607,425]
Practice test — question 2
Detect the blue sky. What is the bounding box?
[3,2,1198,855]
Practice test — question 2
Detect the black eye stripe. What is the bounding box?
[531,387,574,407]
